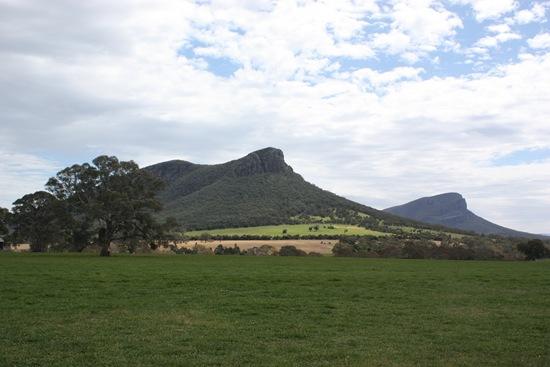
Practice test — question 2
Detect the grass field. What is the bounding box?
[388,225,467,239]
[186,223,387,237]
[1,254,549,366]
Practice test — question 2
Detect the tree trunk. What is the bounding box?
[98,227,111,256]
[100,243,110,256]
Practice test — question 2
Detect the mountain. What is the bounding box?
[145,147,415,230]
[384,193,542,238]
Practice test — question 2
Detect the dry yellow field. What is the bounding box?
[4,240,336,255]
[177,239,336,254]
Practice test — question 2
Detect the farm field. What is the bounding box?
[185,223,387,237]
[1,254,549,367]
[179,239,337,254]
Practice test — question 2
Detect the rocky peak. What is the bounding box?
[233,147,293,176]
[425,193,468,212]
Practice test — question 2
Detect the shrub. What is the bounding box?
[193,244,212,255]
[279,245,307,256]
[517,239,547,260]
[214,244,241,255]
[245,245,276,256]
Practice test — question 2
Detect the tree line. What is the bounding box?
[332,236,550,261]
[0,156,175,256]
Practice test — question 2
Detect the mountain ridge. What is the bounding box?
[384,193,544,238]
[145,148,418,230]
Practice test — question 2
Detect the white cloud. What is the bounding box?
[528,33,550,49]
[0,151,60,208]
[371,0,462,61]
[346,66,424,90]
[465,22,521,59]
[513,2,547,24]
[487,24,511,33]
[454,0,518,21]
[186,0,380,79]
[474,31,521,48]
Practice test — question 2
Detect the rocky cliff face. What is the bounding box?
[400,193,468,219]
[145,160,198,182]
[233,147,293,176]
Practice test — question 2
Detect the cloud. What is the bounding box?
[370,0,462,62]
[465,21,521,61]
[185,0,380,79]
[453,0,518,21]
[345,66,424,90]
[513,2,547,24]
[0,151,60,208]
[528,33,550,49]
[474,31,521,49]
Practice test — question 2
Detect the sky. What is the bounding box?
[1,0,550,233]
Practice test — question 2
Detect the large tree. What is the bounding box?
[46,155,164,256]
[10,191,68,252]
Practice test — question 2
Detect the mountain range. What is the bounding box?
[146,147,541,238]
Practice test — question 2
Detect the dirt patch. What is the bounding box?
[4,244,31,252]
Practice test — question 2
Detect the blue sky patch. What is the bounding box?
[178,44,240,77]
[204,56,240,77]
[492,147,550,166]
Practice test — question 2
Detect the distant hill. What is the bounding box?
[145,147,419,230]
[385,193,543,238]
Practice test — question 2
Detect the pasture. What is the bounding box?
[1,254,549,366]
[185,223,387,237]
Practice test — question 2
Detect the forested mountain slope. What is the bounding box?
[145,148,417,230]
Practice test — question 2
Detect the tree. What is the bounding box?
[0,207,10,249]
[331,242,356,257]
[10,191,68,252]
[46,155,164,256]
[0,207,9,236]
[517,239,546,261]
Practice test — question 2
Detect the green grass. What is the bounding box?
[389,225,467,239]
[186,223,387,237]
[1,254,549,366]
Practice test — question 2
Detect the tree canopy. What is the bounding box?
[45,155,165,256]
[0,207,10,236]
[10,191,67,252]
